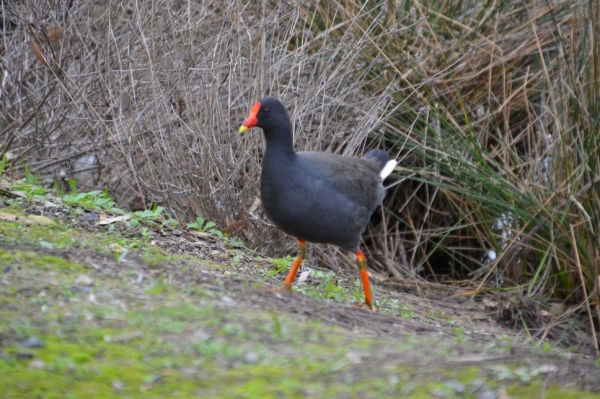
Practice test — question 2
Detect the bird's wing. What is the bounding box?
[296,151,383,207]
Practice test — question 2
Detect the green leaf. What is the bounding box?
[209,228,223,238]
[204,221,216,229]
[117,249,129,263]
[0,154,7,177]
[66,179,77,193]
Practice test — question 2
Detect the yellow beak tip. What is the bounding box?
[239,125,249,134]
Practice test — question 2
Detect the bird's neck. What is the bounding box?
[263,123,295,161]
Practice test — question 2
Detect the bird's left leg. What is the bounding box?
[356,249,376,311]
[283,239,306,290]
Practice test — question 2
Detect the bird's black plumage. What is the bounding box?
[246,97,390,252]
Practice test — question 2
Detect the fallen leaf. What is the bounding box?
[39,26,63,44]
[298,271,310,283]
[222,219,246,234]
[248,196,261,214]
[107,243,125,252]
[98,214,132,225]
[10,190,28,198]
[24,215,57,226]
[28,25,64,66]
[28,359,45,370]
[187,230,213,238]
[0,211,18,221]
[29,39,48,66]
[39,239,55,249]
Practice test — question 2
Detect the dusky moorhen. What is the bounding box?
[239,97,396,311]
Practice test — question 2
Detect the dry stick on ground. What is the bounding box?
[570,223,599,356]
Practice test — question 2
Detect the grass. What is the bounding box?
[0,180,599,397]
[62,189,122,214]
[0,212,153,257]
[2,0,600,360]
[1,248,596,398]
[0,162,597,349]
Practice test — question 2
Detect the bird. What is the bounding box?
[239,97,396,311]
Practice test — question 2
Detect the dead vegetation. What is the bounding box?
[1,0,599,350]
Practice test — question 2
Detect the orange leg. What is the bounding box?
[356,249,376,311]
[283,239,306,290]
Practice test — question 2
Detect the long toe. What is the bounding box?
[352,302,377,312]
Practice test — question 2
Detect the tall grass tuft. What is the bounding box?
[327,0,600,345]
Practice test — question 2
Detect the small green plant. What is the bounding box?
[304,267,328,279]
[9,322,36,339]
[314,273,348,302]
[350,278,366,302]
[21,184,46,202]
[292,267,355,304]
[0,154,8,177]
[23,165,39,185]
[271,314,283,339]
[188,217,215,231]
[161,218,179,229]
[62,183,123,214]
[262,256,294,279]
[10,165,46,201]
[139,227,151,239]
[130,207,160,227]
[188,217,223,237]
[55,236,76,249]
[114,249,129,263]
[54,178,76,199]
[224,235,244,247]
[543,342,552,352]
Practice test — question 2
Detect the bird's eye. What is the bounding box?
[263,107,270,112]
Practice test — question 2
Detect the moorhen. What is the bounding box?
[239,97,396,311]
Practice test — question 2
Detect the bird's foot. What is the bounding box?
[272,285,293,295]
[352,302,376,312]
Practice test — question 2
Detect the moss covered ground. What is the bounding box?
[0,192,599,398]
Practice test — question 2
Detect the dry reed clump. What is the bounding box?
[346,0,598,346]
[1,0,599,340]
[0,0,396,256]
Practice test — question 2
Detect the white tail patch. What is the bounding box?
[379,159,397,179]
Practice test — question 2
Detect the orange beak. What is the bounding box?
[239,102,261,133]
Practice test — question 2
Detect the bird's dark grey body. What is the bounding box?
[254,97,389,252]
[261,151,386,251]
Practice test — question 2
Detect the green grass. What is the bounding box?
[0,237,597,397]
[0,178,598,398]
[0,214,163,258]
[3,298,591,399]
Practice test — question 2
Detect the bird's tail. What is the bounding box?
[363,149,397,179]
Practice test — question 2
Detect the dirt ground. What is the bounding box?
[1,185,599,398]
